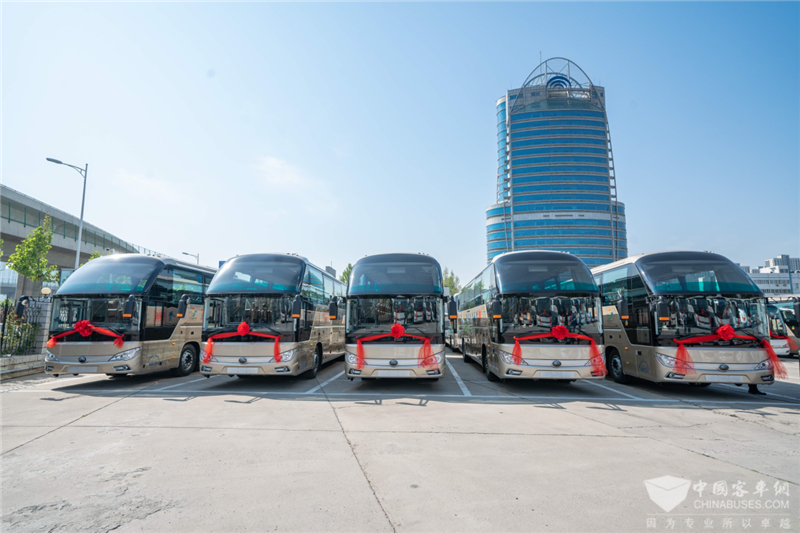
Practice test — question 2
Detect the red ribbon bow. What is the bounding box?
[770,331,799,354]
[355,323,435,370]
[512,325,606,376]
[673,324,786,379]
[46,320,124,349]
[203,321,281,364]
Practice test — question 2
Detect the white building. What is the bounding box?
[739,255,800,296]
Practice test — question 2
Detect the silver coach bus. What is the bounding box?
[344,253,447,381]
[458,251,606,382]
[592,251,785,386]
[45,254,215,378]
[200,253,346,379]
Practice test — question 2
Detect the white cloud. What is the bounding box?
[254,156,337,215]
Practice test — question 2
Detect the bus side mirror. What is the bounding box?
[15,296,29,318]
[292,295,302,319]
[329,297,338,321]
[447,299,457,321]
[618,297,629,320]
[793,300,800,323]
[491,297,503,320]
[123,295,136,318]
[656,299,669,322]
[177,295,189,318]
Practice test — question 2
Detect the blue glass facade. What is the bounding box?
[486,58,628,266]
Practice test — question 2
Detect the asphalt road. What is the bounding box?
[2,350,799,532]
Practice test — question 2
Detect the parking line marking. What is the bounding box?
[446,361,472,397]
[304,371,345,394]
[585,379,643,400]
[718,384,800,402]
[155,376,215,391]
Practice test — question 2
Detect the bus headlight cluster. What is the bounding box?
[45,350,59,362]
[433,351,444,364]
[109,347,141,362]
[278,348,298,362]
[499,350,526,365]
[754,360,773,371]
[346,352,358,365]
[656,353,676,368]
[584,355,604,367]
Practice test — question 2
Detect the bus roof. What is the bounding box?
[349,253,443,296]
[590,250,728,275]
[492,250,598,294]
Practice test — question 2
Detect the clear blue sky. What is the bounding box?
[3,2,798,281]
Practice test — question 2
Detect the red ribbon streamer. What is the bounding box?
[512,325,606,376]
[203,321,281,364]
[673,324,786,379]
[770,331,799,354]
[355,323,435,370]
[46,320,124,349]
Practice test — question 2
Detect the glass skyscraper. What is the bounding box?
[486,57,627,267]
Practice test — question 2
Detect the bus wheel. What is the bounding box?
[484,354,501,382]
[608,350,632,384]
[301,347,321,380]
[172,345,197,377]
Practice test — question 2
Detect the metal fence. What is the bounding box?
[0,298,44,356]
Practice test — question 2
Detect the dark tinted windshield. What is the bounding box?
[208,255,305,294]
[495,255,597,293]
[349,255,443,295]
[57,257,160,295]
[636,252,761,295]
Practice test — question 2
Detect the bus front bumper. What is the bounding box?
[44,344,143,375]
[654,365,775,385]
[198,343,306,377]
[493,344,606,380]
[344,344,446,379]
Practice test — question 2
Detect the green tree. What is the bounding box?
[7,215,59,283]
[442,267,461,296]
[339,263,353,285]
[80,251,102,267]
[0,238,4,261]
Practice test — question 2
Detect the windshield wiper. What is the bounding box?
[250,324,285,337]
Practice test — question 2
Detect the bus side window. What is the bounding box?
[174,268,204,305]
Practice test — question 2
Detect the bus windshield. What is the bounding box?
[208,256,305,294]
[346,296,442,338]
[56,257,159,295]
[636,252,761,295]
[656,296,768,341]
[349,256,442,295]
[204,295,295,336]
[499,295,602,339]
[494,256,597,293]
[50,296,141,334]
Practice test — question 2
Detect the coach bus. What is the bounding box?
[344,253,446,380]
[200,253,346,379]
[445,292,460,350]
[591,251,785,386]
[458,250,606,382]
[45,254,216,378]
[767,298,799,357]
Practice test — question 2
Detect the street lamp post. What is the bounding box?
[46,158,88,270]
[182,252,200,265]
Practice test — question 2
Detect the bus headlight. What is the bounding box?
[45,350,59,362]
[499,350,526,365]
[278,348,298,362]
[346,352,358,365]
[754,360,773,371]
[434,351,444,364]
[584,355,605,367]
[656,353,676,368]
[109,347,141,362]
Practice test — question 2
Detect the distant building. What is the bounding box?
[486,57,627,267]
[739,254,800,296]
[0,184,165,300]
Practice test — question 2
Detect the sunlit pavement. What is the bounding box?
[2,350,799,532]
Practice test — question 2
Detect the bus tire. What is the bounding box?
[301,346,321,380]
[608,349,632,384]
[484,352,501,382]
[172,345,197,377]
